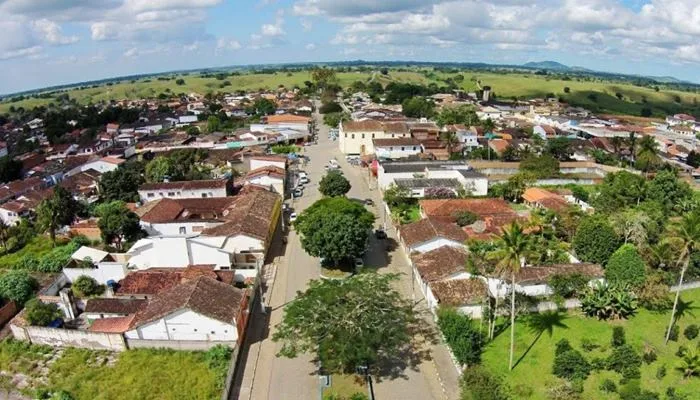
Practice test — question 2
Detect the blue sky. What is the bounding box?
[1,0,699,94]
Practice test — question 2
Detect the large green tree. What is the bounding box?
[0,270,37,304]
[605,244,647,288]
[294,197,374,265]
[36,186,78,245]
[401,97,435,118]
[145,156,176,183]
[593,171,647,213]
[319,171,351,197]
[545,137,573,161]
[436,105,478,127]
[635,135,661,173]
[273,273,421,374]
[646,169,692,215]
[520,154,559,179]
[95,201,144,250]
[665,211,700,344]
[99,162,145,202]
[24,298,63,326]
[0,158,22,183]
[572,215,620,264]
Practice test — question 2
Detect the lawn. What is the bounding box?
[322,374,368,400]
[0,235,66,270]
[481,288,700,399]
[0,340,230,400]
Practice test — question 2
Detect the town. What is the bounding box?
[0,62,698,400]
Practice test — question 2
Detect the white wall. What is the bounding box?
[338,125,387,155]
[223,235,265,254]
[125,309,238,342]
[140,221,221,236]
[250,159,286,171]
[65,160,120,177]
[138,187,227,202]
[63,263,128,285]
[128,236,233,269]
[378,170,417,190]
[0,208,21,225]
[375,146,422,160]
[246,176,284,195]
[410,237,465,254]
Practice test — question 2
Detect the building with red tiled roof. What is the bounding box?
[522,188,569,212]
[244,166,286,194]
[398,217,468,254]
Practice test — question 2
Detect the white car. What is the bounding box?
[299,176,309,184]
[289,212,298,222]
[293,189,303,197]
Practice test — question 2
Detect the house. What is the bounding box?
[446,125,480,150]
[670,124,695,137]
[64,156,124,177]
[377,160,488,196]
[178,115,199,125]
[409,122,440,141]
[27,118,44,130]
[373,138,422,160]
[398,218,468,254]
[243,166,286,195]
[83,298,147,320]
[395,178,461,198]
[0,201,29,225]
[338,120,386,155]
[533,125,557,139]
[128,189,281,271]
[522,187,570,212]
[137,179,230,202]
[488,139,510,156]
[248,155,287,171]
[59,169,101,203]
[123,276,247,343]
[419,198,520,240]
[666,114,696,126]
[106,123,120,134]
[114,265,235,299]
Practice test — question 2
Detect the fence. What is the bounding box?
[14,325,127,351]
[0,301,18,328]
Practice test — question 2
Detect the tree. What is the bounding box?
[95,201,144,250]
[489,223,530,371]
[72,275,104,297]
[436,105,478,127]
[687,151,700,168]
[175,78,185,85]
[646,169,692,215]
[0,158,22,183]
[0,270,37,304]
[319,102,342,114]
[460,366,510,400]
[0,219,8,252]
[593,171,647,213]
[402,96,435,118]
[665,211,700,344]
[294,198,374,265]
[273,273,420,374]
[383,183,411,208]
[36,186,78,246]
[437,308,485,366]
[319,171,351,197]
[323,112,349,128]
[206,116,220,132]
[441,131,459,156]
[635,135,661,173]
[611,209,652,247]
[520,154,559,178]
[545,137,573,161]
[311,67,337,90]
[99,162,145,202]
[145,156,176,183]
[501,172,536,202]
[247,98,276,116]
[24,298,63,326]
[454,211,479,227]
[572,215,620,264]
[676,350,700,379]
[605,244,647,288]
[553,348,591,380]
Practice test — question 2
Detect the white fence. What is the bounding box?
[12,325,127,351]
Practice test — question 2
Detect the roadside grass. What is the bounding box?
[322,374,368,399]
[0,340,53,376]
[0,235,67,270]
[46,347,227,400]
[481,288,700,399]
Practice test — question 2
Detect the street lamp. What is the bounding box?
[355,365,375,400]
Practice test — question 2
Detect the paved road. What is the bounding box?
[233,102,460,400]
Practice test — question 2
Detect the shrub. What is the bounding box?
[605,244,647,288]
[612,326,626,347]
[655,364,666,379]
[548,273,589,299]
[71,275,104,297]
[638,274,673,311]
[454,211,479,227]
[666,388,689,400]
[607,344,642,374]
[459,366,510,400]
[621,365,641,380]
[0,270,38,304]
[319,172,351,197]
[590,357,607,371]
[572,215,619,264]
[666,325,679,342]
[684,324,699,340]
[24,299,62,326]
[546,380,580,400]
[580,282,637,320]
[643,349,657,364]
[437,308,485,367]
[580,338,599,352]
[553,349,591,380]
[512,384,533,398]
[675,345,688,357]
[555,339,573,356]
[599,379,617,393]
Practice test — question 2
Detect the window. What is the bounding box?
[392,134,395,138]
[201,193,208,198]
[172,328,176,331]
[209,192,214,197]
[211,331,215,334]
[147,193,154,198]
[179,227,186,234]
[413,146,417,150]
[362,134,365,139]
[401,147,405,151]
[194,329,198,332]
[344,133,347,138]
[159,192,163,196]
[351,134,355,139]
[167,192,175,196]
[372,133,375,138]
[224,330,228,333]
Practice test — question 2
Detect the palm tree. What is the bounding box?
[676,349,700,379]
[610,136,624,155]
[665,211,700,344]
[482,118,496,134]
[627,132,638,164]
[441,131,459,156]
[489,223,530,370]
[636,135,661,174]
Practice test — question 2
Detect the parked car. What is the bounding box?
[299,176,309,184]
[289,212,298,222]
[293,189,303,197]
[364,198,374,206]
[374,229,387,239]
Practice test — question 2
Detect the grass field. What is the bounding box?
[481,288,700,399]
[1,68,698,117]
[0,341,229,400]
[0,235,67,270]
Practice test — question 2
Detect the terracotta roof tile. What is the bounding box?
[139,179,229,191]
[401,218,467,248]
[245,166,286,179]
[85,298,147,314]
[412,245,469,282]
[516,263,603,285]
[342,120,384,132]
[429,279,488,306]
[89,315,135,333]
[373,138,421,147]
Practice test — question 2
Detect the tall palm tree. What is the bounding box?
[441,131,459,156]
[610,136,624,155]
[665,211,700,344]
[636,135,661,174]
[627,132,638,164]
[489,223,530,370]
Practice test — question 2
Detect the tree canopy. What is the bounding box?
[605,244,647,287]
[573,215,620,264]
[95,201,144,250]
[294,197,374,264]
[319,171,351,197]
[401,97,435,118]
[273,273,421,374]
[25,298,63,326]
[0,270,37,304]
[520,154,559,179]
[99,162,145,202]
[36,186,78,245]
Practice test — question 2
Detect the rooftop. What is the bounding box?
[342,120,384,132]
[115,265,235,296]
[373,137,420,147]
[395,178,460,189]
[412,245,470,282]
[429,278,488,306]
[400,218,467,248]
[139,179,230,192]
[84,298,147,314]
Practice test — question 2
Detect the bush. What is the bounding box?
[555,339,573,356]
[612,326,626,347]
[675,345,688,357]
[590,357,607,371]
[684,324,699,340]
[605,244,647,288]
[437,308,485,366]
[666,388,689,400]
[319,102,342,114]
[24,299,62,326]
[553,349,591,380]
[599,379,617,393]
[454,211,479,227]
[580,338,599,352]
[621,365,641,380]
[319,172,351,197]
[546,380,580,400]
[643,349,657,364]
[638,274,673,311]
[71,275,104,297]
[0,270,38,304]
[655,364,666,379]
[666,325,679,342]
[548,273,589,299]
[607,344,641,374]
[572,216,619,264]
[580,283,637,320]
[459,366,510,400]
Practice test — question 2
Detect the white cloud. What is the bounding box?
[305,43,316,50]
[0,45,43,61]
[300,19,313,31]
[31,19,79,44]
[261,13,285,37]
[216,37,242,52]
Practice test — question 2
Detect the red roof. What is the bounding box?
[89,315,135,333]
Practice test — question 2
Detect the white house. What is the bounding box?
[398,218,468,254]
[137,179,230,202]
[249,155,287,171]
[373,138,422,160]
[0,201,28,225]
[377,160,488,196]
[84,298,147,320]
[178,115,199,125]
[339,120,393,155]
[64,156,124,177]
[120,276,248,343]
[476,106,502,121]
[244,166,286,195]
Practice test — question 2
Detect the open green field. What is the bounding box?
[481,288,700,399]
[0,340,229,400]
[1,68,698,117]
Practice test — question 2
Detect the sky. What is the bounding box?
[1,0,700,94]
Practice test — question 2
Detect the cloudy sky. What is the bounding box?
[1,0,700,94]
